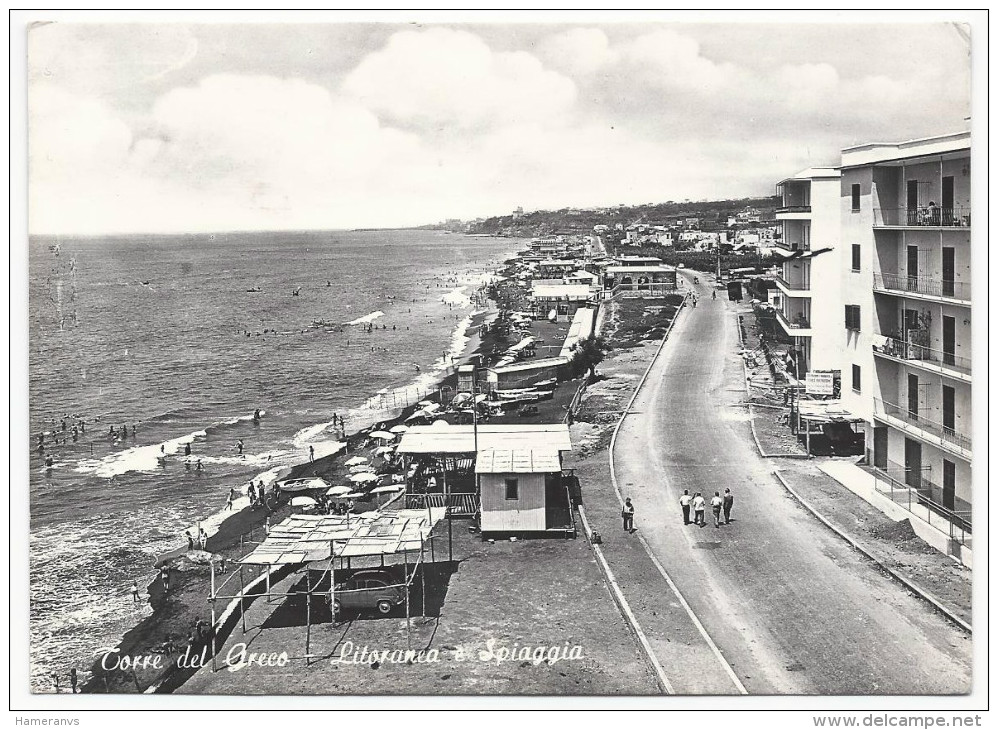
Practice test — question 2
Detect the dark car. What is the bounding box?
[332,570,406,616]
[518,404,539,417]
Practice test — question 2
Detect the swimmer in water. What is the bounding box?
[195,459,202,472]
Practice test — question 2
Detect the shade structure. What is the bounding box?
[349,472,379,483]
[325,485,351,496]
[341,492,366,499]
[344,456,368,466]
[388,425,409,434]
[371,484,403,494]
[349,463,371,473]
[290,496,318,507]
[374,445,395,456]
[370,431,395,440]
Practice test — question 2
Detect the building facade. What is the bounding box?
[773,167,842,375]
[837,131,971,517]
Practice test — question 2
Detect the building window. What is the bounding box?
[844,305,861,331]
[851,244,861,271]
[504,478,519,501]
[851,184,861,211]
[852,364,861,393]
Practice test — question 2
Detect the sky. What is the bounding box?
[25,18,972,234]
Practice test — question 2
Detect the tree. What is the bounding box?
[570,335,612,379]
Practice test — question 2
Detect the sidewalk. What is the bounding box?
[774,461,971,628]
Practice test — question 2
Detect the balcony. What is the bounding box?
[873,336,971,381]
[873,398,972,459]
[872,207,971,229]
[774,273,810,298]
[773,239,811,252]
[774,307,812,336]
[873,272,970,304]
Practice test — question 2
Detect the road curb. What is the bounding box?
[576,504,674,695]
[772,470,971,634]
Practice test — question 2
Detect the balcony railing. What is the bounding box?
[873,207,971,228]
[873,336,971,376]
[775,273,810,292]
[776,205,811,214]
[775,307,811,331]
[865,459,971,542]
[874,398,972,453]
[873,272,970,301]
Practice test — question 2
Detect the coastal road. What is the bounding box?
[611,276,971,694]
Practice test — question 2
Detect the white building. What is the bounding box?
[837,131,971,518]
[773,167,843,375]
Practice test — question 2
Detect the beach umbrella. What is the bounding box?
[374,445,395,456]
[325,485,351,496]
[350,472,379,483]
[417,400,434,407]
[291,496,318,507]
[370,430,395,440]
[371,485,403,494]
[389,425,409,434]
[349,463,371,473]
[344,456,368,466]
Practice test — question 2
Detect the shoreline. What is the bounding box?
[78,286,505,694]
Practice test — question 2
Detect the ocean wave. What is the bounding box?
[440,286,470,306]
[73,410,265,479]
[344,310,384,326]
[291,418,338,448]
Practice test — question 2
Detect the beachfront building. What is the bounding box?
[529,283,593,322]
[396,424,575,536]
[485,357,568,392]
[773,167,842,376]
[837,130,972,528]
[476,448,575,535]
[602,264,678,297]
[536,259,580,278]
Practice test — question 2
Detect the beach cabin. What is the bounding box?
[477,448,576,536]
[457,365,476,393]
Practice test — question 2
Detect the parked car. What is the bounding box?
[518,404,539,417]
[332,570,406,616]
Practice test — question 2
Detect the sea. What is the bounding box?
[26,229,523,692]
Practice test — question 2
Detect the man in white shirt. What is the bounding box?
[692,493,706,527]
[679,490,692,525]
[710,491,724,528]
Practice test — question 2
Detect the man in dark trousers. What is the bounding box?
[621,498,635,533]
[679,490,692,525]
[723,488,734,524]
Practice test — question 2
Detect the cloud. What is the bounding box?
[342,27,577,131]
[25,23,970,234]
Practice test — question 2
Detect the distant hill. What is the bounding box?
[430,196,780,237]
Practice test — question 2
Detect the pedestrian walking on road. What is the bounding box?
[711,491,724,528]
[692,492,706,527]
[723,488,734,524]
[622,498,635,533]
[679,490,692,525]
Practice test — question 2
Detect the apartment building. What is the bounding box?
[773,167,842,375]
[837,131,971,519]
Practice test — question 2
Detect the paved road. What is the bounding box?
[611,277,971,694]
